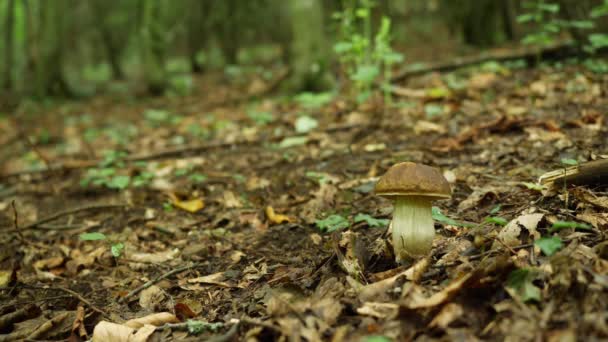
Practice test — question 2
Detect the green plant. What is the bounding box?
[518,0,608,59]
[81,151,154,190]
[333,0,403,104]
[316,214,350,232]
[79,232,125,258]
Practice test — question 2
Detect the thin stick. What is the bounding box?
[118,263,200,304]
[2,203,125,232]
[27,285,108,317]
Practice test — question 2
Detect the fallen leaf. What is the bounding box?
[186,271,238,288]
[168,193,204,213]
[428,303,464,329]
[124,312,179,329]
[265,206,293,225]
[139,285,166,311]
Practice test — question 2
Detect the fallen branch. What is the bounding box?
[539,159,608,186]
[391,41,578,82]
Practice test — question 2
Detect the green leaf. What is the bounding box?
[186,320,223,335]
[535,236,562,256]
[247,110,274,125]
[278,136,308,149]
[589,34,608,49]
[316,214,350,233]
[107,175,131,190]
[79,232,107,241]
[295,115,319,134]
[485,216,508,226]
[550,221,592,232]
[111,242,125,257]
[305,171,332,184]
[352,65,380,84]
[189,173,207,183]
[432,207,474,227]
[354,213,389,228]
[294,92,333,109]
[521,182,546,192]
[489,204,502,215]
[424,104,443,118]
[507,268,541,303]
[560,158,578,166]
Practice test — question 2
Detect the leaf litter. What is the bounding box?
[0,62,607,341]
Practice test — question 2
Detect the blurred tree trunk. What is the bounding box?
[218,0,239,65]
[284,0,334,92]
[3,0,15,90]
[186,0,208,73]
[442,0,517,47]
[92,0,125,80]
[141,0,167,95]
[32,0,71,97]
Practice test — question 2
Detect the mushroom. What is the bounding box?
[375,162,451,262]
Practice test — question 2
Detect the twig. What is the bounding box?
[26,285,108,318]
[118,263,200,304]
[2,203,125,232]
[390,41,578,82]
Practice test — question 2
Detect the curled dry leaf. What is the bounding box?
[139,285,166,311]
[124,312,179,329]
[359,257,429,302]
[169,194,205,213]
[92,321,157,342]
[428,303,464,329]
[405,273,473,309]
[357,302,400,319]
[494,213,544,249]
[265,206,293,225]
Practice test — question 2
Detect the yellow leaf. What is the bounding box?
[169,194,204,213]
[265,206,293,225]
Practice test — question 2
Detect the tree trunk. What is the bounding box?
[283,0,334,92]
[141,0,167,95]
[186,0,208,73]
[92,0,125,80]
[3,0,16,90]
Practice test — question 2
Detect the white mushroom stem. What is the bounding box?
[392,196,434,261]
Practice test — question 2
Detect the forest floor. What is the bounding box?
[0,58,607,341]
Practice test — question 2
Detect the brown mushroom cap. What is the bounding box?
[375,162,451,200]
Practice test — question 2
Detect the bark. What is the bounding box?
[283,0,334,92]
[3,0,16,90]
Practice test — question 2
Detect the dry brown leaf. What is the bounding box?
[186,271,237,288]
[428,303,464,329]
[406,273,472,309]
[359,257,429,302]
[139,285,166,311]
[92,321,156,342]
[357,302,400,319]
[414,120,446,135]
[495,213,544,248]
[124,312,179,329]
[265,206,293,225]
[130,249,179,264]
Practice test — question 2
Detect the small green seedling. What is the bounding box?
[432,207,475,228]
[535,236,563,256]
[507,268,541,303]
[354,213,389,228]
[316,214,350,233]
[549,220,592,232]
